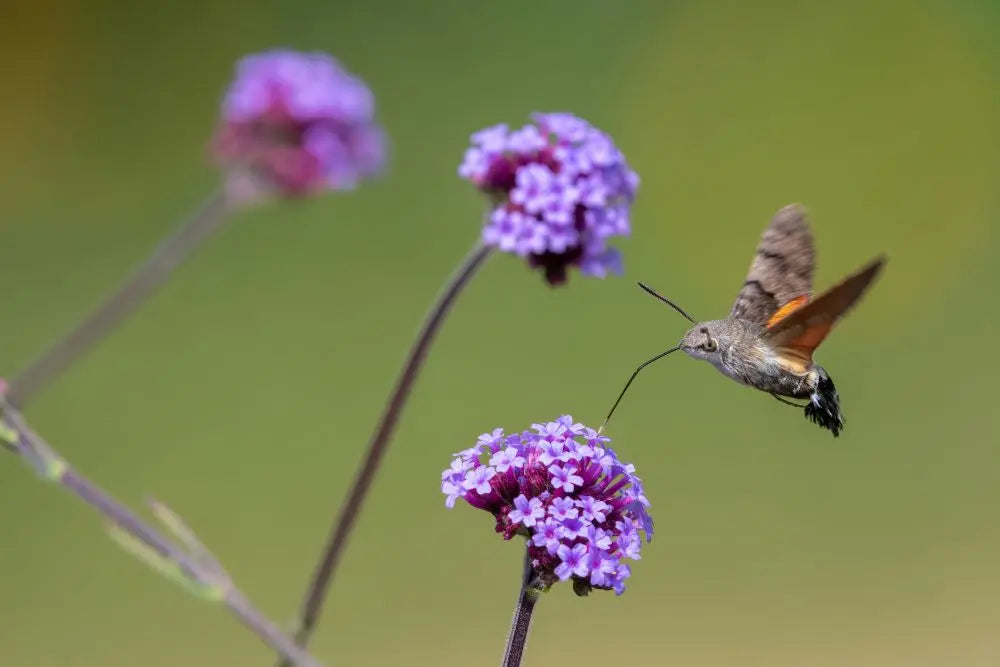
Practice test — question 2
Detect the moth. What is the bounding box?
[602,204,885,437]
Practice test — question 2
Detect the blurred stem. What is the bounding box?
[502,548,540,667]
[282,240,493,664]
[0,403,324,667]
[7,189,234,407]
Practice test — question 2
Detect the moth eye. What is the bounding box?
[704,338,718,352]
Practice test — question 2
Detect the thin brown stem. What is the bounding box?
[8,190,234,407]
[0,403,323,667]
[501,547,541,667]
[281,241,493,664]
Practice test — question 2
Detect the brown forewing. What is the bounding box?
[729,204,816,325]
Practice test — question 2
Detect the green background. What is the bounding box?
[3,1,1000,665]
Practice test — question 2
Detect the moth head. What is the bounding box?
[681,321,723,360]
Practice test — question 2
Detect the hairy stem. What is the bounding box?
[1,404,323,667]
[8,190,234,406]
[281,241,493,663]
[501,548,540,667]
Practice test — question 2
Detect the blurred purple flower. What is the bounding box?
[441,415,652,596]
[459,113,638,285]
[214,49,386,198]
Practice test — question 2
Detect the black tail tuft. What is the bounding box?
[804,368,844,437]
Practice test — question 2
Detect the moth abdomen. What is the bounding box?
[803,366,844,437]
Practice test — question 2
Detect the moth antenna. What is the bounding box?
[637,281,697,324]
[599,346,682,434]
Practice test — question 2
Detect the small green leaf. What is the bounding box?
[107,524,226,602]
[0,422,18,446]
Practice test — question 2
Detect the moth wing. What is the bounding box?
[766,294,810,328]
[730,204,816,325]
[765,255,886,360]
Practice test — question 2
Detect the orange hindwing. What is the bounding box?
[764,256,886,360]
[765,295,809,328]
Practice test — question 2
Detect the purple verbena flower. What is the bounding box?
[458,113,639,286]
[441,458,471,508]
[509,495,545,528]
[490,447,526,473]
[531,518,564,554]
[555,543,590,581]
[586,548,617,588]
[537,440,565,466]
[477,428,506,452]
[611,563,631,595]
[579,497,610,523]
[616,521,643,560]
[587,526,613,551]
[560,517,589,539]
[462,466,496,494]
[441,480,463,509]
[549,464,584,493]
[442,415,652,595]
[214,49,386,199]
[549,497,579,522]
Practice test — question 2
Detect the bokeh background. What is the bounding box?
[2,0,1000,665]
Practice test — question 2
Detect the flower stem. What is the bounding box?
[282,241,493,663]
[7,189,234,407]
[502,548,541,667]
[0,403,323,667]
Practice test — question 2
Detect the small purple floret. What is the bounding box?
[549,464,584,493]
[579,497,610,523]
[509,495,545,528]
[549,497,579,522]
[490,447,526,473]
[441,415,652,596]
[531,518,564,554]
[458,113,639,286]
[462,466,496,494]
[555,543,590,581]
[214,49,386,198]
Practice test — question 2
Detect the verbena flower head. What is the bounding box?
[214,49,386,198]
[458,113,639,286]
[442,415,652,596]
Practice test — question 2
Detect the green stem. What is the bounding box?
[280,241,493,665]
[502,548,541,667]
[1,404,323,667]
[8,190,234,406]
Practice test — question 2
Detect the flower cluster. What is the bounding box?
[214,49,386,198]
[442,416,652,595]
[458,113,639,286]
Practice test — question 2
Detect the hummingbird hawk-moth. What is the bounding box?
[602,204,885,437]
